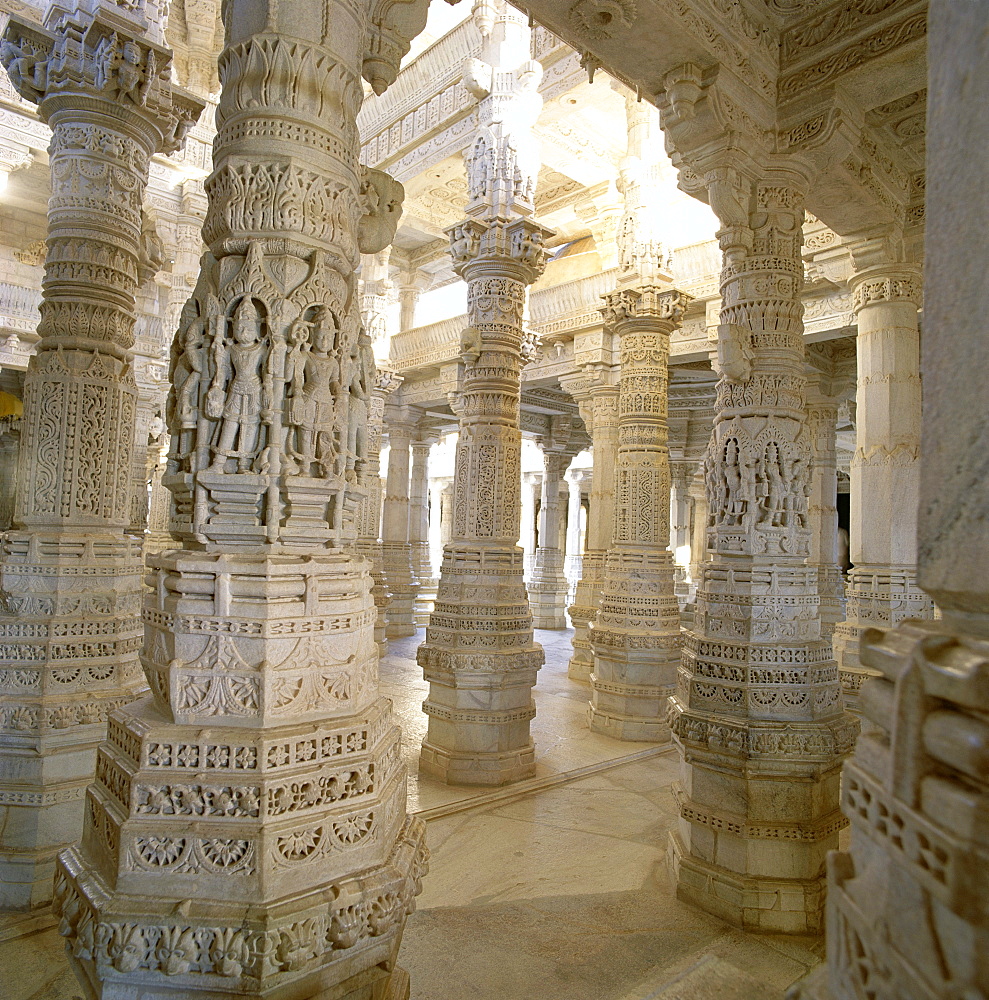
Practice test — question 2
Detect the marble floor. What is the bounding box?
[0,628,824,1000]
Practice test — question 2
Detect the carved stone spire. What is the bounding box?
[417,0,553,786]
[50,0,430,995]
[0,5,204,909]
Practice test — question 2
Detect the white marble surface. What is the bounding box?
[0,628,823,1000]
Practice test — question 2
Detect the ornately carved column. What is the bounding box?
[791,5,989,994]
[417,219,549,785]
[832,264,935,709]
[51,0,430,993]
[529,448,574,629]
[416,0,551,786]
[687,463,707,599]
[670,168,855,933]
[588,287,687,741]
[671,460,693,601]
[381,407,418,638]
[565,377,619,681]
[804,384,844,645]
[410,429,437,626]
[357,370,401,654]
[0,8,203,909]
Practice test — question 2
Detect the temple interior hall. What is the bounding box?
[0,0,986,999]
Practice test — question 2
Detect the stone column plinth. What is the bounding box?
[832,266,935,709]
[588,287,686,741]
[790,8,989,994]
[417,219,550,786]
[410,431,438,626]
[529,450,573,629]
[805,387,845,644]
[49,0,431,992]
[382,409,418,638]
[566,381,619,681]
[0,10,204,910]
[669,169,855,934]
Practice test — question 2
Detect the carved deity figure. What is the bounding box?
[0,37,47,101]
[290,308,341,478]
[344,329,373,482]
[207,298,266,473]
[724,439,744,524]
[760,442,786,527]
[167,321,206,467]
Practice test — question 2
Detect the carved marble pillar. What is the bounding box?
[417,216,549,785]
[410,430,437,626]
[832,265,935,709]
[0,10,203,910]
[529,449,574,629]
[521,471,540,579]
[144,434,172,557]
[566,380,619,681]
[438,479,454,547]
[687,463,707,598]
[51,0,430,993]
[0,414,20,531]
[357,371,401,654]
[564,468,587,599]
[791,5,989,994]
[360,248,392,360]
[671,461,693,600]
[804,385,844,645]
[588,288,686,741]
[381,408,418,638]
[669,168,855,934]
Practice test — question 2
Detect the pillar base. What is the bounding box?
[669,831,825,935]
[418,739,535,786]
[586,702,671,743]
[0,845,61,911]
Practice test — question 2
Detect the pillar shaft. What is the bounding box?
[0,8,203,910]
[49,0,430,993]
[416,0,550,786]
[670,169,855,934]
[588,288,686,741]
[529,450,573,629]
[687,464,707,598]
[417,222,549,786]
[356,373,401,654]
[833,268,935,706]
[381,411,417,638]
[410,435,436,626]
[566,382,619,681]
[804,389,845,646]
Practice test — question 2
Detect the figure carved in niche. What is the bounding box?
[516,227,544,266]
[344,329,373,483]
[724,439,743,525]
[787,454,810,528]
[759,442,786,527]
[740,451,760,530]
[207,298,266,473]
[281,317,310,475]
[290,308,340,479]
[167,320,206,468]
[0,37,47,101]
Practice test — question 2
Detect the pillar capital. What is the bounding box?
[849,264,923,311]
